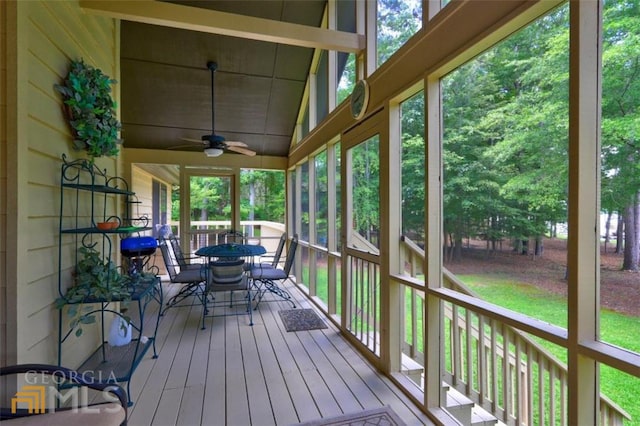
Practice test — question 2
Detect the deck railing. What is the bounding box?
[398,236,630,425]
[171,220,286,254]
[345,232,382,356]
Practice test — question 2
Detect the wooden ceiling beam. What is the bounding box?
[80,0,364,53]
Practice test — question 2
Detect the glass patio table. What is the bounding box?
[195,243,266,259]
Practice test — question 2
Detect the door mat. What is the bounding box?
[278,308,328,332]
[295,406,406,426]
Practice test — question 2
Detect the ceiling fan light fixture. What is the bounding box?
[172,61,256,157]
[204,147,224,157]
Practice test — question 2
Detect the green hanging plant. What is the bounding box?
[56,246,131,337]
[55,59,122,159]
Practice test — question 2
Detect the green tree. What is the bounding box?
[240,169,285,222]
[601,0,640,270]
[483,8,570,254]
[441,5,571,260]
[401,93,425,245]
[351,137,380,246]
[443,54,506,260]
[377,0,421,66]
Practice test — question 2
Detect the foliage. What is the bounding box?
[337,0,421,103]
[377,0,422,66]
[601,0,640,216]
[350,137,380,243]
[178,171,286,226]
[56,246,131,336]
[189,176,231,221]
[434,2,639,266]
[240,170,285,222]
[54,59,122,159]
[313,151,329,246]
[401,93,426,245]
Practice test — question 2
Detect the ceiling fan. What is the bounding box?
[178,61,256,157]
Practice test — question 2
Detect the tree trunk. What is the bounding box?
[513,239,520,253]
[616,213,624,254]
[247,178,255,238]
[622,194,639,271]
[534,236,543,256]
[199,207,208,247]
[443,232,451,263]
[453,235,463,261]
[604,211,612,254]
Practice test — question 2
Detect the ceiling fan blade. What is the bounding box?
[224,140,248,147]
[168,143,205,150]
[180,137,207,145]
[226,145,256,156]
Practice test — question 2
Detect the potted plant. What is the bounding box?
[54,59,122,159]
[56,246,131,336]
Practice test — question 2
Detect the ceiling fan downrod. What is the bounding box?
[205,61,219,144]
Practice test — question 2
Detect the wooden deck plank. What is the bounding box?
[284,282,432,425]
[282,370,321,422]
[239,321,276,425]
[259,298,321,423]
[322,325,431,425]
[224,315,251,425]
[126,278,433,425]
[185,310,211,388]
[176,384,205,426]
[310,330,382,410]
[269,303,353,418]
[251,310,300,425]
[284,296,367,415]
[297,327,365,415]
[153,387,182,426]
[128,298,194,426]
[165,305,203,389]
[201,315,227,425]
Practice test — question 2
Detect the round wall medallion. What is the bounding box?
[350,79,370,120]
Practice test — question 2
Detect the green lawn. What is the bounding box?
[458,274,640,425]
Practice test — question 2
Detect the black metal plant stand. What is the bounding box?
[56,154,162,406]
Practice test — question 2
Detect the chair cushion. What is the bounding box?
[3,403,125,426]
[174,267,205,283]
[210,259,245,284]
[250,266,287,280]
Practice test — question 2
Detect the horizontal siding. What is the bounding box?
[1,0,9,368]
[14,0,119,369]
[131,166,155,235]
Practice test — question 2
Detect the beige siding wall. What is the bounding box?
[4,0,120,367]
[1,0,10,368]
[131,165,156,233]
[131,165,173,274]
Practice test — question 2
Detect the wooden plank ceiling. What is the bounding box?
[119,0,327,157]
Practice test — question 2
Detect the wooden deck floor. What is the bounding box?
[125,278,433,426]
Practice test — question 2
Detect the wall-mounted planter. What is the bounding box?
[55,59,122,159]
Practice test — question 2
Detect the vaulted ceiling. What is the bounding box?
[91,0,357,159]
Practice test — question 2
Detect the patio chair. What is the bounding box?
[0,364,127,425]
[251,234,298,309]
[256,232,287,270]
[200,258,253,329]
[215,230,246,264]
[242,232,287,274]
[158,239,206,314]
[216,229,246,245]
[168,234,202,269]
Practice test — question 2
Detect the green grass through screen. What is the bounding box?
[459,274,640,424]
